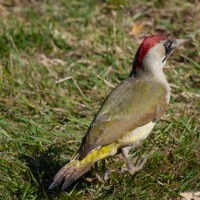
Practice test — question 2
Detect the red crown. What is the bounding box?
[137,35,167,67]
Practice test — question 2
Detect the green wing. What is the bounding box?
[79,75,168,158]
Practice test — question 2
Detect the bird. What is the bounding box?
[49,35,191,190]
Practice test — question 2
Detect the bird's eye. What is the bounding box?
[164,41,172,55]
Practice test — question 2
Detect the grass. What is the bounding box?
[0,0,199,199]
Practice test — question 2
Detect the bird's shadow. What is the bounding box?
[18,145,77,199]
[18,145,124,199]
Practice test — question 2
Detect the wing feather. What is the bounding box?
[79,76,168,159]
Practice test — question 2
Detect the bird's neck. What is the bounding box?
[145,57,168,84]
[131,58,171,103]
[132,55,168,84]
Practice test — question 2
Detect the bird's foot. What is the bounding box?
[121,156,147,175]
[83,173,104,183]
[83,173,105,183]
[84,177,96,183]
[103,169,116,181]
[95,172,104,183]
[127,156,147,175]
[84,169,115,183]
[95,168,116,182]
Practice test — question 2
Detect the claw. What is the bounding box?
[85,159,116,183]
[103,169,116,181]
[126,157,147,175]
[95,172,104,183]
[121,146,149,175]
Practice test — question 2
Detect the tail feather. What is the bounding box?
[48,160,80,190]
[49,142,118,190]
[61,164,92,190]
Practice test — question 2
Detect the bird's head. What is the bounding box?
[132,35,191,75]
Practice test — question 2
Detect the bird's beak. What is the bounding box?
[171,38,192,48]
[162,38,192,63]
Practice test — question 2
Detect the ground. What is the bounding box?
[0,0,199,199]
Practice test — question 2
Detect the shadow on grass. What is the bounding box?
[18,146,119,199]
[18,145,80,199]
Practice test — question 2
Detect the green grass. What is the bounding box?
[0,0,199,199]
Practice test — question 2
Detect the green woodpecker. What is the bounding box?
[49,35,191,190]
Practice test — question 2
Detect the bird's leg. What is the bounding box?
[84,162,105,183]
[121,142,147,175]
[95,159,116,182]
[102,159,117,181]
[83,162,104,183]
[103,169,116,181]
[95,162,104,183]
